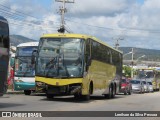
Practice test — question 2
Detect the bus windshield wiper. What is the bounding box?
[44,54,70,78]
[45,56,58,67]
[44,56,59,77]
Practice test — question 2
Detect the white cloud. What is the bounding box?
[69,0,134,17]
[2,0,160,49]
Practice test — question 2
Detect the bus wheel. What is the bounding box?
[74,94,80,99]
[46,93,54,99]
[104,86,112,99]
[82,84,92,101]
[111,85,115,98]
[24,90,31,95]
[82,95,90,101]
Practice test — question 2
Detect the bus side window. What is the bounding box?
[0,35,3,47]
[85,39,91,68]
[3,36,9,48]
[86,39,91,56]
[109,50,112,64]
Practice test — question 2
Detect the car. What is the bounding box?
[120,78,132,95]
[147,81,154,92]
[141,79,149,93]
[130,79,145,94]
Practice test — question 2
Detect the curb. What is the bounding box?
[6,89,24,94]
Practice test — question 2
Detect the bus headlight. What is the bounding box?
[36,82,45,87]
[14,80,24,82]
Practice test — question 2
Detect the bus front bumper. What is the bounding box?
[45,84,82,95]
[14,82,35,91]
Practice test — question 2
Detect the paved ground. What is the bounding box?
[1,91,160,119]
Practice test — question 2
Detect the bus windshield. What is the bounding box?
[15,56,35,77]
[15,46,37,77]
[36,38,84,78]
[137,70,154,79]
[16,46,37,56]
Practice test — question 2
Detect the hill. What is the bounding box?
[119,47,160,61]
[9,35,160,62]
[10,35,37,46]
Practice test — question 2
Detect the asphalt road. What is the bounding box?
[0,92,160,120]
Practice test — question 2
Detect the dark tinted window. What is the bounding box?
[91,39,115,64]
[0,21,9,48]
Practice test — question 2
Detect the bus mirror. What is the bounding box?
[31,50,38,65]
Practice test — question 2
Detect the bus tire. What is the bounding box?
[104,86,112,99]
[46,93,54,99]
[82,83,92,101]
[82,95,90,101]
[74,94,80,99]
[24,90,31,95]
[111,85,115,98]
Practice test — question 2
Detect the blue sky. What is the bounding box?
[1,0,160,50]
[136,0,144,4]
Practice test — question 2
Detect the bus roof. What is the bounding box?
[17,42,39,47]
[41,33,122,54]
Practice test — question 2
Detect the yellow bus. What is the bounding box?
[153,69,160,91]
[34,33,123,100]
[136,68,160,91]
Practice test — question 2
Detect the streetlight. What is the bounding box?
[136,55,145,63]
[123,51,133,57]
[122,49,134,78]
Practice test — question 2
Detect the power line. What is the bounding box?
[0,8,60,30]
[9,22,58,32]
[0,3,58,25]
[65,18,160,34]
[2,1,160,37]
[65,23,73,33]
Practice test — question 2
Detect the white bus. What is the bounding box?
[0,16,9,97]
[14,42,38,95]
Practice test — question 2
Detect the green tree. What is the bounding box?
[123,65,132,77]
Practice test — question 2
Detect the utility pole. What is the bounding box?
[55,0,74,33]
[115,39,119,50]
[114,37,124,50]
[131,48,134,78]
